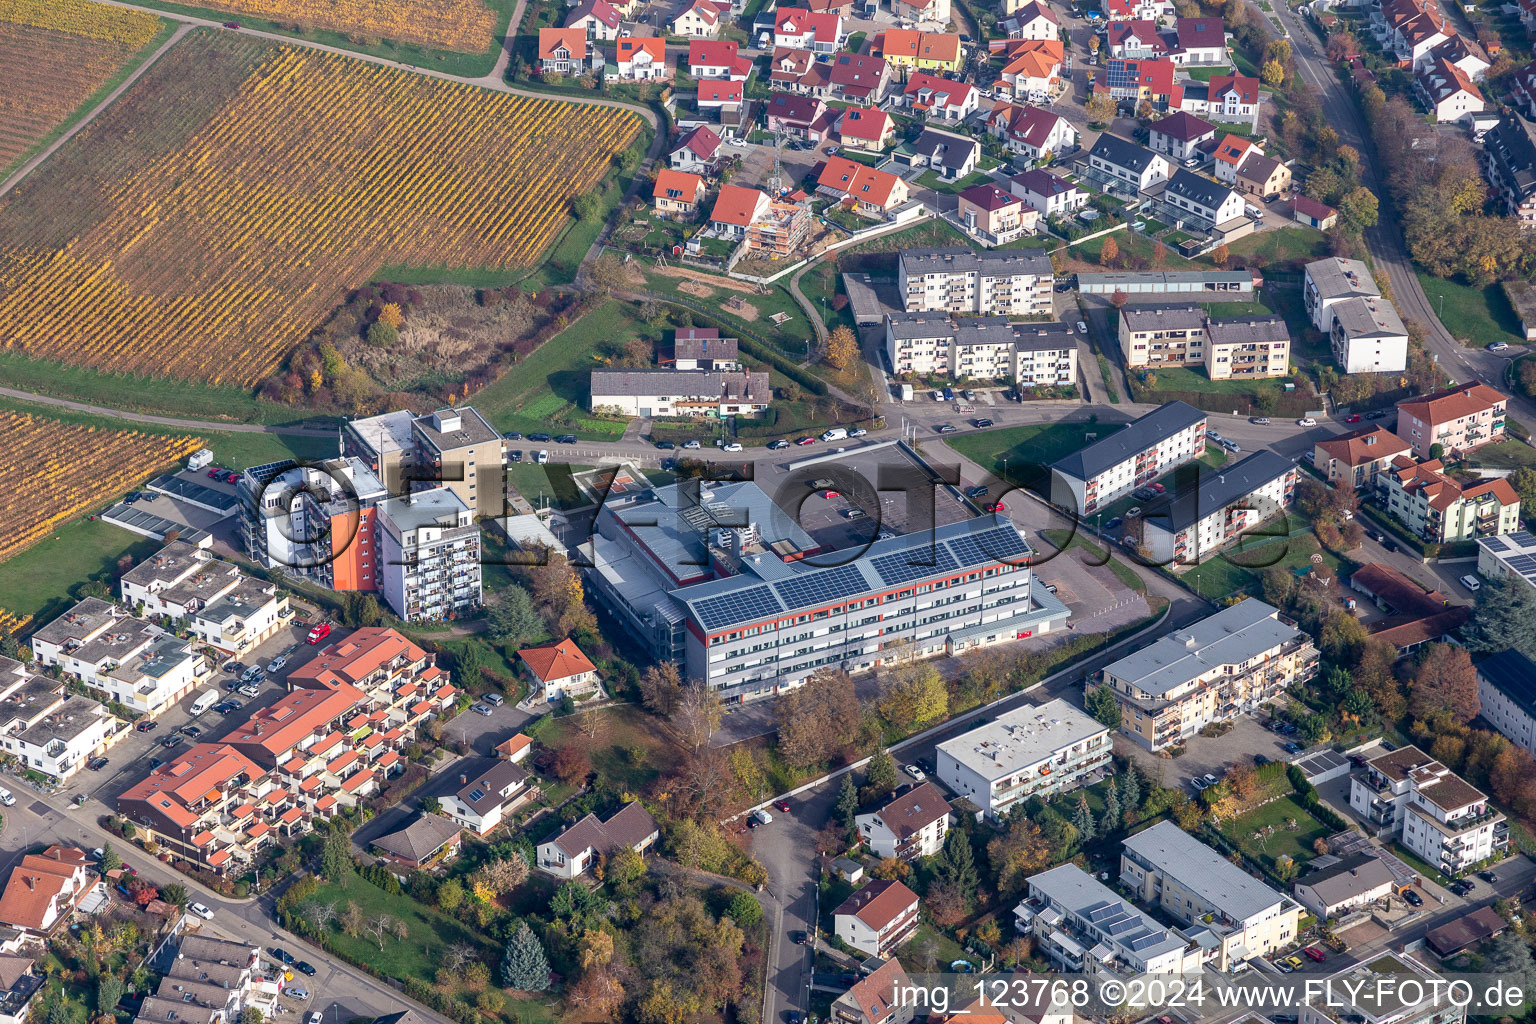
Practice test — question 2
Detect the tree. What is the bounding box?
[639,661,684,716]
[1211,243,1230,267]
[160,883,189,910]
[864,748,900,794]
[1110,288,1129,309]
[673,685,724,749]
[573,191,605,222]
[775,668,860,769]
[836,772,860,829]
[825,325,859,371]
[1099,236,1119,267]
[877,663,948,730]
[726,891,763,927]
[1408,643,1479,723]
[487,586,542,646]
[321,827,351,882]
[100,843,121,874]
[1102,777,1121,831]
[1072,793,1096,842]
[728,747,767,803]
[1085,92,1117,124]
[1339,186,1379,230]
[1510,467,1536,515]
[1084,685,1121,728]
[988,817,1053,897]
[1120,763,1141,816]
[96,975,123,1015]
[364,914,394,950]
[1463,571,1536,660]
[1483,931,1536,1010]
[1319,610,1368,664]
[551,744,591,784]
[475,855,529,896]
[933,829,979,903]
[502,922,551,991]
[1261,58,1285,86]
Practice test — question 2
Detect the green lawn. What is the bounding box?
[504,462,596,510]
[914,168,1000,194]
[947,420,1126,497]
[1227,227,1328,270]
[0,519,163,624]
[535,707,679,793]
[1222,794,1330,872]
[1414,272,1525,348]
[1183,525,1337,601]
[472,299,645,438]
[1184,66,1226,81]
[1139,364,1290,396]
[1470,438,1536,469]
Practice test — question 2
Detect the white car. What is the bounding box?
[1490,342,1510,352]
[1297,417,1317,427]
[534,449,549,464]
[188,902,215,921]
[849,427,867,437]
[683,440,702,449]
[307,1014,324,1024]
[903,764,925,780]
[722,442,743,452]
[1460,574,1481,592]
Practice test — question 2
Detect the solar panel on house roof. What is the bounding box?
[692,586,781,630]
[947,525,1029,566]
[871,545,959,586]
[774,563,867,609]
[1508,555,1536,573]
[1513,531,1536,547]
[1485,536,1510,552]
[1106,61,1136,88]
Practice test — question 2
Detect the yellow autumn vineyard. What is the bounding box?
[0,36,642,387]
[0,0,163,171]
[0,411,202,564]
[164,0,496,52]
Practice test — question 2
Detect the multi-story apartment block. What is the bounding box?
[1049,401,1207,515]
[1120,821,1300,971]
[1349,745,1508,875]
[833,880,920,957]
[936,698,1110,818]
[1303,257,1382,332]
[408,406,505,517]
[118,743,279,874]
[189,577,291,656]
[957,183,1037,246]
[121,540,234,616]
[32,596,208,716]
[1477,528,1536,598]
[1482,116,1536,228]
[137,935,280,1024]
[1476,648,1536,756]
[1135,449,1297,564]
[1099,599,1317,752]
[240,458,388,592]
[898,248,1053,316]
[376,487,482,623]
[1377,456,1521,543]
[1330,294,1409,374]
[1300,953,1465,1024]
[0,689,119,782]
[589,368,772,418]
[344,409,416,496]
[883,313,1077,386]
[1312,427,1411,490]
[855,781,951,861]
[1395,380,1508,459]
[1119,304,1206,368]
[1204,315,1290,379]
[1016,863,1199,974]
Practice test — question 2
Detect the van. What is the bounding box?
[821,427,848,442]
[899,383,914,401]
[754,808,773,825]
[1245,204,1264,219]
[483,692,505,707]
[190,689,219,716]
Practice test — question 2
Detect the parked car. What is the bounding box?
[1479,870,1499,883]
[1104,517,1122,530]
[1283,741,1304,754]
[238,684,260,698]
[1297,417,1317,426]
[1191,777,1210,792]
[295,961,317,977]
[775,799,792,813]
[1250,417,1270,425]
[1346,414,1362,423]
[503,432,523,441]
[509,450,523,463]
[471,704,493,716]
[1402,889,1424,907]
[1273,958,1294,974]
[768,439,790,449]
[1149,482,1166,493]
[1304,947,1326,962]
[1043,582,1058,593]
[966,485,989,498]
[306,622,332,644]
[287,988,310,1002]
[985,502,1007,513]
[683,440,702,449]
[87,757,109,771]
[1076,321,1088,334]
[136,721,158,732]
[1460,574,1481,592]
[483,693,505,707]
[849,428,867,437]
[1126,507,1142,518]
[655,440,676,450]
[722,442,743,452]
[1366,410,1388,419]
[528,433,552,442]
[270,948,296,966]
[797,436,817,445]
[842,509,865,518]
[1253,754,1269,766]
[189,902,215,921]
[903,764,925,780]
[556,434,578,444]
[1284,956,1305,971]
[1201,773,1219,788]
[935,424,957,434]
[1490,342,1510,351]
[974,417,994,428]
[1450,879,1475,896]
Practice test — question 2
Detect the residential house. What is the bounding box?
[0,957,42,1024]
[1422,34,1489,80]
[1086,133,1170,193]
[1134,449,1297,564]
[766,92,832,141]
[902,72,979,122]
[1016,863,1201,974]
[855,782,951,860]
[986,103,1077,161]
[1508,61,1536,118]
[536,802,660,878]
[517,638,600,703]
[1092,58,1184,112]
[878,30,963,78]
[1120,821,1301,971]
[770,46,825,92]
[589,368,773,417]
[1348,562,1469,659]
[117,743,275,874]
[370,813,463,873]
[1100,599,1317,751]
[891,0,952,24]
[899,247,1054,316]
[998,39,1063,101]
[1002,0,1059,38]
[538,28,591,74]
[1481,116,1536,228]
[827,52,890,104]
[1182,73,1260,126]
[0,848,93,938]
[1292,853,1400,918]
[1148,111,1216,161]
[1348,745,1508,874]
[903,128,979,181]
[1159,167,1244,227]
[1292,193,1339,229]
[833,880,920,957]
[1476,648,1536,757]
[141,934,278,1024]
[883,313,1075,383]
[1234,152,1291,197]
[1377,455,1521,542]
[1395,380,1508,458]
[670,0,729,36]
[1211,133,1261,184]
[3,694,119,783]
[1105,0,1177,20]
[613,36,668,79]
[1170,16,1227,63]
[1312,427,1412,490]
[1010,167,1087,216]
[936,698,1111,816]
[817,156,911,215]
[564,0,621,39]
[696,78,744,119]
[711,183,770,239]
[1479,529,1536,600]
[669,124,723,174]
[1049,400,1208,513]
[119,541,240,619]
[958,183,1037,245]
[774,8,843,51]
[652,168,706,218]
[689,39,752,79]
[1107,19,1169,59]
[1415,57,1484,122]
[838,107,895,151]
[830,958,915,1024]
[439,758,534,836]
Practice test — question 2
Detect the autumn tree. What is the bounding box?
[1261,59,1285,86]
[1339,187,1379,230]
[775,668,860,769]
[1110,288,1129,308]
[989,817,1053,897]
[1211,243,1230,267]
[673,685,724,749]
[825,325,859,371]
[1319,610,1368,664]
[639,661,684,715]
[1099,236,1119,268]
[1408,643,1479,723]
[1085,92,1117,125]
[551,744,591,784]
[877,663,947,731]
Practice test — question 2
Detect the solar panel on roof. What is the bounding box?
[1508,555,1536,573]
[947,526,1029,567]
[775,563,867,610]
[1513,531,1536,547]
[1484,536,1510,552]
[872,545,959,586]
[692,586,781,631]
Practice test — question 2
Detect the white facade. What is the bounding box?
[1476,649,1536,755]
[1137,450,1297,565]
[898,248,1054,316]
[377,487,483,623]
[854,782,951,860]
[186,579,290,655]
[883,313,1077,384]
[935,698,1111,818]
[1017,863,1199,975]
[1330,296,1409,374]
[4,695,119,782]
[1348,745,1508,875]
[1049,401,1207,515]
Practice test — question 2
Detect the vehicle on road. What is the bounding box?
[966,485,989,498]
[1460,574,1481,592]
[797,436,817,445]
[903,764,925,780]
[1250,417,1269,425]
[1345,414,1362,423]
[306,622,332,644]
[768,439,790,449]
[654,440,675,450]
[683,440,702,449]
[1297,417,1317,426]
[295,961,317,977]
[1366,410,1388,419]
[1403,889,1423,907]
[821,490,840,499]
[1104,517,1122,530]
[974,417,993,428]
[136,721,158,732]
[189,902,215,921]
[1491,342,1510,351]
[722,442,743,452]
[984,502,1007,513]
[843,508,865,518]
[775,799,792,813]
[935,424,957,433]
[270,948,296,966]
[471,704,493,716]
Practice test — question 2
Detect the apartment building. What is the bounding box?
[898,248,1054,316]
[536,801,660,878]
[344,409,416,497]
[240,458,388,591]
[855,782,951,860]
[833,880,920,957]
[1476,648,1536,756]
[1016,863,1200,974]
[117,743,278,874]
[377,487,483,623]
[1331,294,1408,374]
[1395,381,1508,459]
[1377,456,1521,542]
[1120,821,1300,971]
[1099,598,1318,752]
[122,540,238,616]
[190,576,291,656]
[883,312,1077,385]
[32,596,207,716]
[1119,304,1207,368]
[936,698,1111,817]
[1303,257,1382,331]
[589,368,772,418]
[137,935,279,1024]
[1299,953,1466,1024]
[1312,427,1412,490]
[1203,315,1290,379]
[1349,745,1508,875]
[957,183,1037,246]
[1049,401,1208,514]
[1136,449,1297,564]
[830,958,915,1024]
[1482,116,1536,228]
[409,407,504,517]
[1477,528,1536,598]
[5,695,119,783]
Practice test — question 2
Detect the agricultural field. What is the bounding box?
[138,0,496,52]
[0,409,201,564]
[0,32,642,388]
[0,0,164,173]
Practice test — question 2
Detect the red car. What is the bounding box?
[306,622,332,645]
[775,799,792,813]
[207,468,224,479]
[223,470,240,483]
[822,490,840,499]
[1304,947,1327,962]
[1345,414,1362,423]
[796,437,816,446]
[985,502,1007,513]
[1150,482,1166,493]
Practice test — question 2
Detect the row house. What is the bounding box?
[689,39,752,80]
[1159,166,1245,228]
[1417,33,1489,79]
[877,29,963,78]
[1148,111,1216,162]
[118,743,281,875]
[986,103,1078,163]
[0,654,121,783]
[902,72,979,123]
[1395,380,1508,458]
[1377,455,1521,543]
[1349,745,1508,875]
[1049,400,1208,514]
[1086,132,1169,195]
[1135,449,1297,565]
[141,935,279,1024]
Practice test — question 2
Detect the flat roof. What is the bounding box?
[1305,257,1380,302]
[1027,863,1187,963]
[1103,598,1302,697]
[377,486,470,534]
[412,406,500,453]
[938,698,1106,780]
[1122,820,1291,922]
[347,409,416,457]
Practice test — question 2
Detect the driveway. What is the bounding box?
[1114,714,1294,791]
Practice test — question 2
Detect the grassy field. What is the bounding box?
[504,462,597,510]
[1471,438,1536,469]
[1141,364,1290,396]
[1183,525,1338,601]
[640,269,812,357]
[535,706,680,794]
[0,519,162,624]
[1227,227,1328,270]
[947,420,1127,497]
[1414,271,1525,348]
[1223,794,1330,872]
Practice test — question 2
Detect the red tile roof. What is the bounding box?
[517,638,596,683]
[0,848,86,932]
[838,107,892,142]
[1397,380,1507,425]
[616,36,666,65]
[833,879,919,930]
[711,184,768,226]
[817,155,905,208]
[1151,111,1215,142]
[538,27,587,61]
[689,39,740,67]
[288,628,427,691]
[1211,73,1259,104]
[699,80,744,103]
[654,169,705,204]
